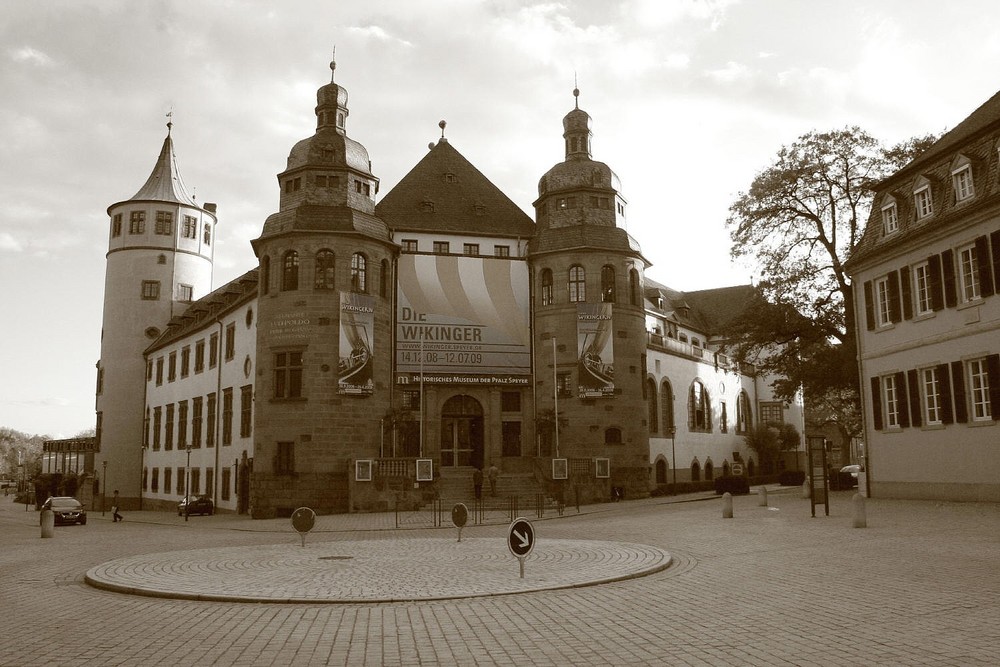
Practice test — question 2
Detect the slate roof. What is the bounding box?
[644,276,755,335]
[530,224,640,256]
[376,139,535,238]
[257,206,391,243]
[146,268,259,353]
[111,128,200,211]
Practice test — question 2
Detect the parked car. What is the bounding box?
[41,497,87,526]
[839,464,864,488]
[178,494,214,516]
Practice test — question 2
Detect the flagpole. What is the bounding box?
[552,336,559,459]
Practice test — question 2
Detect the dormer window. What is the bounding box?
[881,201,899,235]
[952,160,974,202]
[420,200,435,213]
[444,172,458,183]
[914,180,933,220]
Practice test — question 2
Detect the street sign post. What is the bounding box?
[452,502,468,542]
[507,516,535,578]
[731,463,744,476]
[291,507,316,547]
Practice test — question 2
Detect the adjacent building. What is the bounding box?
[848,91,1000,501]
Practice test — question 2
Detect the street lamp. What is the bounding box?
[140,444,147,511]
[20,449,27,512]
[668,426,677,493]
[185,444,192,522]
[101,460,107,516]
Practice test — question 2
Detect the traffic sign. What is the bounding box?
[731,463,744,476]
[291,507,316,546]
[507,517,535,558]
[452,503,468,528]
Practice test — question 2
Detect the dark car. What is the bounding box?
[178,494,214,516]
[838,464,864,488]
[41,497,87,526]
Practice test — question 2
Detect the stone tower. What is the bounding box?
[97,122,216,508]
[529,88,651,495]
[250,59,396,517]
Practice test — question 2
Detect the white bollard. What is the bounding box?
[758,486,768,507]
[722,492,733,518]
[852,493,867,528]
[802,478,811,499]
[40,508,54,538]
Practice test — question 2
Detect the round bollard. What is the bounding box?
[758,486,769,507]
[40,508,55,538]
[722,492,733,518]
[801,478,811,499]
[852,493,867,528]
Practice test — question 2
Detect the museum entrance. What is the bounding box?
[440,394,484,468]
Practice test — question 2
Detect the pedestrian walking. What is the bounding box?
[112,489,123,522]
[487,464,499,496]
[473,468,483,500]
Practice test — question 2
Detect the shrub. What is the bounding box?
[778,470,806,486]
[714,476,750,495]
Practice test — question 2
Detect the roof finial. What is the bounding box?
[330,46,337,83]
[439,119,447,138]
[166,108,173,135]
[573,72,579,109]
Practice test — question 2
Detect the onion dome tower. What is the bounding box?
[529,86,651,497]
[249,57,396,518]
[97,121,217,509]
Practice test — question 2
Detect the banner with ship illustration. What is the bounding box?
[577,303,614,397]
[395,254,530,384]
[339,292,375,395]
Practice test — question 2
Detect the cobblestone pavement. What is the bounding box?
[3,489,999,666]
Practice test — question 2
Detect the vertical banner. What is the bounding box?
[339,292,375,395]
[577,303,614,397]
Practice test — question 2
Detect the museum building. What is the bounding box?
[95,60,801,517]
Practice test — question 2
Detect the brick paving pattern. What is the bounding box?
[2,488,999,666]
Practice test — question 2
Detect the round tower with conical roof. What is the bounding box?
[529,88,651,497]
[96,122,217,508]
[249,59,396,518]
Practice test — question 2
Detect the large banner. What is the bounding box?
[339,292,375,395]
[396,254,530,383]
[577,303,614,397]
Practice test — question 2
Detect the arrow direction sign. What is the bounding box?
[507,517,535,558]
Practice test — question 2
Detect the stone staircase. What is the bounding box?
[432,467,561,514]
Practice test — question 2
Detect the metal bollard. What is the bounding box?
[40,508,54,538]
[722,492,733,518]
[852,493,867,528]
[758,486,768,507]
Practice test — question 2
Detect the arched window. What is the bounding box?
[646,378,658,433]
[379,259,389,298]
[601,265,616,303]
[281,251,299,291]
[540,269,553,305]
[736,390,752,434]
[604,427,622,445]
[629,269,640,306]
[705,459,714,481]
[688,380,711,432]
[314,250,335,290]
[351,253,367,293]
[568,265,586,302]
[661,380,675,434]
[260,255,270,295]
[655,459,667,485]
[691,460,701,482]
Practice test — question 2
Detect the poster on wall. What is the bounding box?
[339,292,375,395]
[395,254,531,383]
[577,303,614,397]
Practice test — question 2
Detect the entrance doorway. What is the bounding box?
[440,395,484,468]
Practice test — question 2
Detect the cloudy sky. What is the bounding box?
[2,0,998,438]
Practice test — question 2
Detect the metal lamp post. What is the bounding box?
[185,444,192,521]
[140,445,147,510]
[668,427,677,493]
[20,449,27,512]
[101,460,107,516]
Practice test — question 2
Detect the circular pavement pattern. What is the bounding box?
[85,537,672,603]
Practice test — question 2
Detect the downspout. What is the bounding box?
[213,320,223,510]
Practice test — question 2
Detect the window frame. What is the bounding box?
[281,250,299,291]
[952,165,974,202]
[874,276,892,327]
[914,185,933,220]
[913,262,933,316]
[350,253,367,293]
[568,265,586,303]
[883,374,900,429]
[314,249,336,290]
[881,202,899,235]
[957,243,981,303]
[968,358,992,422]
[921,367,942,425]
[540,269,553,306]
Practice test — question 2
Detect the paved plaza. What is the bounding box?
[2,487,999,666]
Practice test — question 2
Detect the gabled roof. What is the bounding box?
[644,277,755,334]
[376,139,535,238]
[146,268,259,353]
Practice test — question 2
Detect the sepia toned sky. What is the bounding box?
[2,0,998,437]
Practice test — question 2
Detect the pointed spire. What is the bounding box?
[128,118,198,206]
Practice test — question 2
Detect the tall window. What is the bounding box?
[204,223,211,245]
[182,215,197,239]
[922,367,942,425]
[180,347,190,378]
[260,255,270,295]
[206,393,216,448]
[129,211,146,234]
[380,259,389,298]
[884,374,900,428]
[568,265,586,302]
[192,396,203,448]
[274,352,303,398]
[660,381,674,434]
[736,391,752,434]
[881,203,899,235]
[875,276,892,327]
[953,165,974,201]
[688,380,711,432]
[646,379,658,433]
[281,251,299,291]
[914,186,933,219]
[194,339,205,373]
[913,262,933,315]
[168,352,177,382]
[209,332,219,368]
[540,269,553,305]
[164,468,171,495]
[601,265,616,303]
[969,358,992,421]
[111,213,122,237]
[720,401,728,433]
[222,388,233,445]
[165,403,174,450]
[240,385,253,437]
[153,407,162,450]
[225,323,236,361]
[629,269,640,306]
[155,211,173,235]
[276,442,295,474]
[178,400,188,448]
[314,250,335,290]
[351,253,367,292]
[957,244,981,302]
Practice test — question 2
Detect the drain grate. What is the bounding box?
[318,555,353,561]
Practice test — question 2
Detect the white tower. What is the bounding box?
[95,121,216,508]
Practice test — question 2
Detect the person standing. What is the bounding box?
[487,463,499,496]
[112,489,123,522]
[472,468,483,500]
